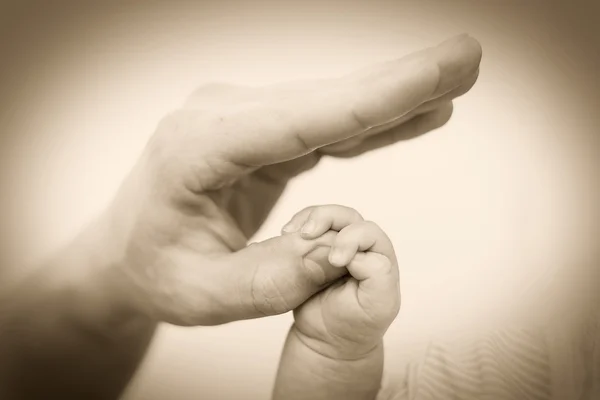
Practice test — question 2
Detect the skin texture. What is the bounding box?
[0,34,482,399]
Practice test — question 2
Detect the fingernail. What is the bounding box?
[301,220,316,236]
[329,249,345,266]
[282,222,297,233]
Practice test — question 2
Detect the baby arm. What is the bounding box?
[272,205,401,400]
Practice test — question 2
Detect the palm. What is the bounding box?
[213,153,321,239]
[217,129,405,240]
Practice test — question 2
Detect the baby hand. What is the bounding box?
[282,205,401,359]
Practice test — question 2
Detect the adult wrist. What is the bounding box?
[44,199,156,336]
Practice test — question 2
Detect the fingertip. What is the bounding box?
[461,34,483,59]
[443,33,482,56]
[428,33,483,98]
[281,222,300,234]
[300,219,334,240]
[346,252,396,284]
[282,206,317,235]
[328,248,349,267]
[299,220,317,238]
[457,35,483,69]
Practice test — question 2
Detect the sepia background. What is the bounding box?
[0,0,598,399]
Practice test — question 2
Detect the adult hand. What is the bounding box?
[105,34,482,326]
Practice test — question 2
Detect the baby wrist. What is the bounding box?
[291,323,383,361]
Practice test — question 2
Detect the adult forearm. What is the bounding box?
[0,209,157,400]
[272,324,384,400]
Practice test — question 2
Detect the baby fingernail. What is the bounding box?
[301,220,316,235]
[282,222,297,233]
[329,249,345,266]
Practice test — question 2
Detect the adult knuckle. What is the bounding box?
[302,257,328,287]
[259,103,312,152]
[250,268,292,317]
[348,90,373,131]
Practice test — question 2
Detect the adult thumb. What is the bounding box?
[214,231,346,324]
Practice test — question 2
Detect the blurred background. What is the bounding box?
[0,0,598,399]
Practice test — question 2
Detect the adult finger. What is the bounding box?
[362,66,478,139]
[215,231,347,322]
[318,67,477,154]
[142,229,344,326]
[324,102,454,158]
[212,34,482,167]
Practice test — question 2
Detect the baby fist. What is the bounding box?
[283,205,401,359]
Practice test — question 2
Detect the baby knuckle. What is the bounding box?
[362,220,381,231]
[358,220,379,235]
[336,204,361,217]
[371,254,393,273]
[301,205,318,215]
[148,293,207,326]
[347,209,364,224]
[307,206,325,221]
